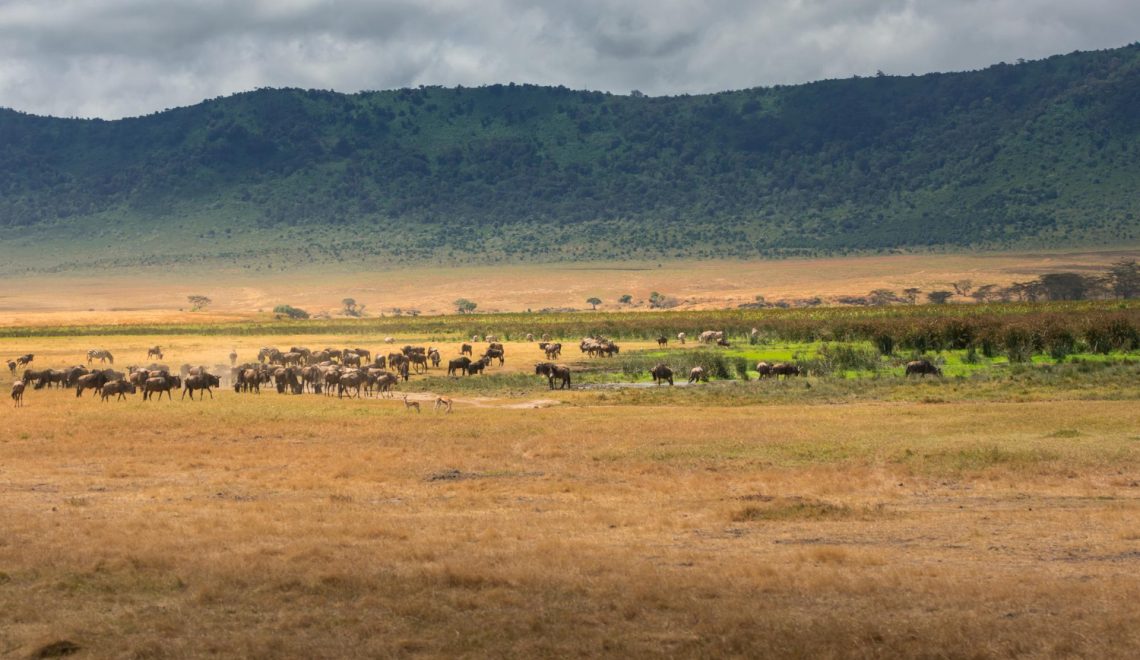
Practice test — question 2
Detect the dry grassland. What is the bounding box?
[2,247,1138,325]
[2,335,1140,657]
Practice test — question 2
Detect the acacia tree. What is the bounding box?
[341,298,363,317]
[454,298,477,314]
[187,295,212,311]
[926,290,953,305]
[586,297,602,310]
[903,288,921,304]
[618,294,633,305]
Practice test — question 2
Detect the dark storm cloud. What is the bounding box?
[0,0,1136,118]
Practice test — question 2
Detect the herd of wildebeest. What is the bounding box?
[6,329,944,408]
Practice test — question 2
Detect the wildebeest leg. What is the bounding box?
[206,387,213,399]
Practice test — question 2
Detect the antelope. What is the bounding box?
[403,395,421,413]
[434,396,453,413]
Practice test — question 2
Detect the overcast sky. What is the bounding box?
[0,0,1137,119]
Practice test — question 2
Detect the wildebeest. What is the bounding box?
[460,343,473,356]
[370,371,398,398]
[337,370,367,399]
[428,349,441,368]
[143,374,181,401]
[15,353,34,367]
[656,336,668,347]
[383,337,395,344]
[6,360,15,375]
[543,343,562,359]
[649,364,674,386]
[447,356,472,376]
[409,352,429,374]
[11,380,25,407]
[771,363,802,379]
[525,333,534,342]
[100,380,136,402]
[466,357,490,375]
[716,338,731,348]
[755,362,774,378]
[698,330,724,344]
[905,359,943,377]
[688,366,708,383]
[677,333,686,345]
[147,346,163,360]
[75,371,111,397]
[273,367,302,394]
[535,362,572,390]
[235,368,263,394]
[482,347,505,367]
[86,349,114,365]
[182,373,221,400]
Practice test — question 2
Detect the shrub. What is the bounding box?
[273,304,310,319]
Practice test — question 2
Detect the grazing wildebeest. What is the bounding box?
[466,357,490,375]
[235,368,262,394]
[273,367,301,394]
[447,356,472,376]
[100,380,136,402]
[905,359,943,377]
[147,346,163,360]
[755,362,774,378]
[656,336,668,347]
[6,359,16,375]
[388,353,409,371]
[460,343,473,356]
[350,348,371,362]
[483,347,505,367]
[535,362,572,390]
[649,364,674,386]
[87,349,114,365]
[688,366,708,383]
[771,363,802,379]
[342,352,362,368]
[543,343,562,359]
[11,380,26,407]
[698,330,724,344]
[525,333,534,342]
[428,349,441,368]
[300,365,323,394]
[182,373,221,400]
[409,353,429,374]
[143,374,181,401]
[15,353,34,367]
[63,366,89,387]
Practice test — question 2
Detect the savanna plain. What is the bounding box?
[3,258,1140,659]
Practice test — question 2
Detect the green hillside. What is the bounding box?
[2,43,1140,273]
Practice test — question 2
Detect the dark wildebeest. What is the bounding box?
[535,362,572,390]
[100,380,136,402]
[460,343,473,356]
[368,370,398,398]
[688,366,708,383]
[87,349,114,365]
[447,356,472,376]
[771,363,802,379]
[657,336,668,347]
[543,343,562,359]
[6,359,16,376]
[372,355,388,369]
[75,371,111,397]
[235,368,262,394]
[905,360,943,377]
[755,362,774,378]
[428,349,441,368]
[483,347,505,367]
[649,364,674,386]
[409,353,429,374]
[143,374,181,401]
[466,357,490,375]
[147,346,163,360]
[342,352,362,368]
[337,370,367,399]
[273,367,301,394]
[16,354,35,368]
[11,380,26,407]
[182,373,221,400]
[300,365,323,394]
[716,338,731,348]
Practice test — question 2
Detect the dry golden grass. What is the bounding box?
[2,328,1139,657]
[2,247,1138,324]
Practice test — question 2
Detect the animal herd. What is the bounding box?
[6,333,948,408]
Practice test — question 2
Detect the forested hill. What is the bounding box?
[2,44,1140,272]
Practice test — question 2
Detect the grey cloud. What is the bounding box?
[0,0,1137,118]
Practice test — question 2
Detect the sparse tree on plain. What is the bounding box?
[187,295,212,311]
[926,290,954,305]
[618,294,633,305]
[586,297,602,310]
[903,288,921,304]
[454,298,478,314]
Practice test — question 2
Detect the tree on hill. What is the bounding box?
[454,298,477,314]
[1108,259,1140,298]
[618,294,633,305]
[926,291,954,305]
[187,295,211,311]
[903,288,922,304]
[341,298,364,317]
[586,297,602,310]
